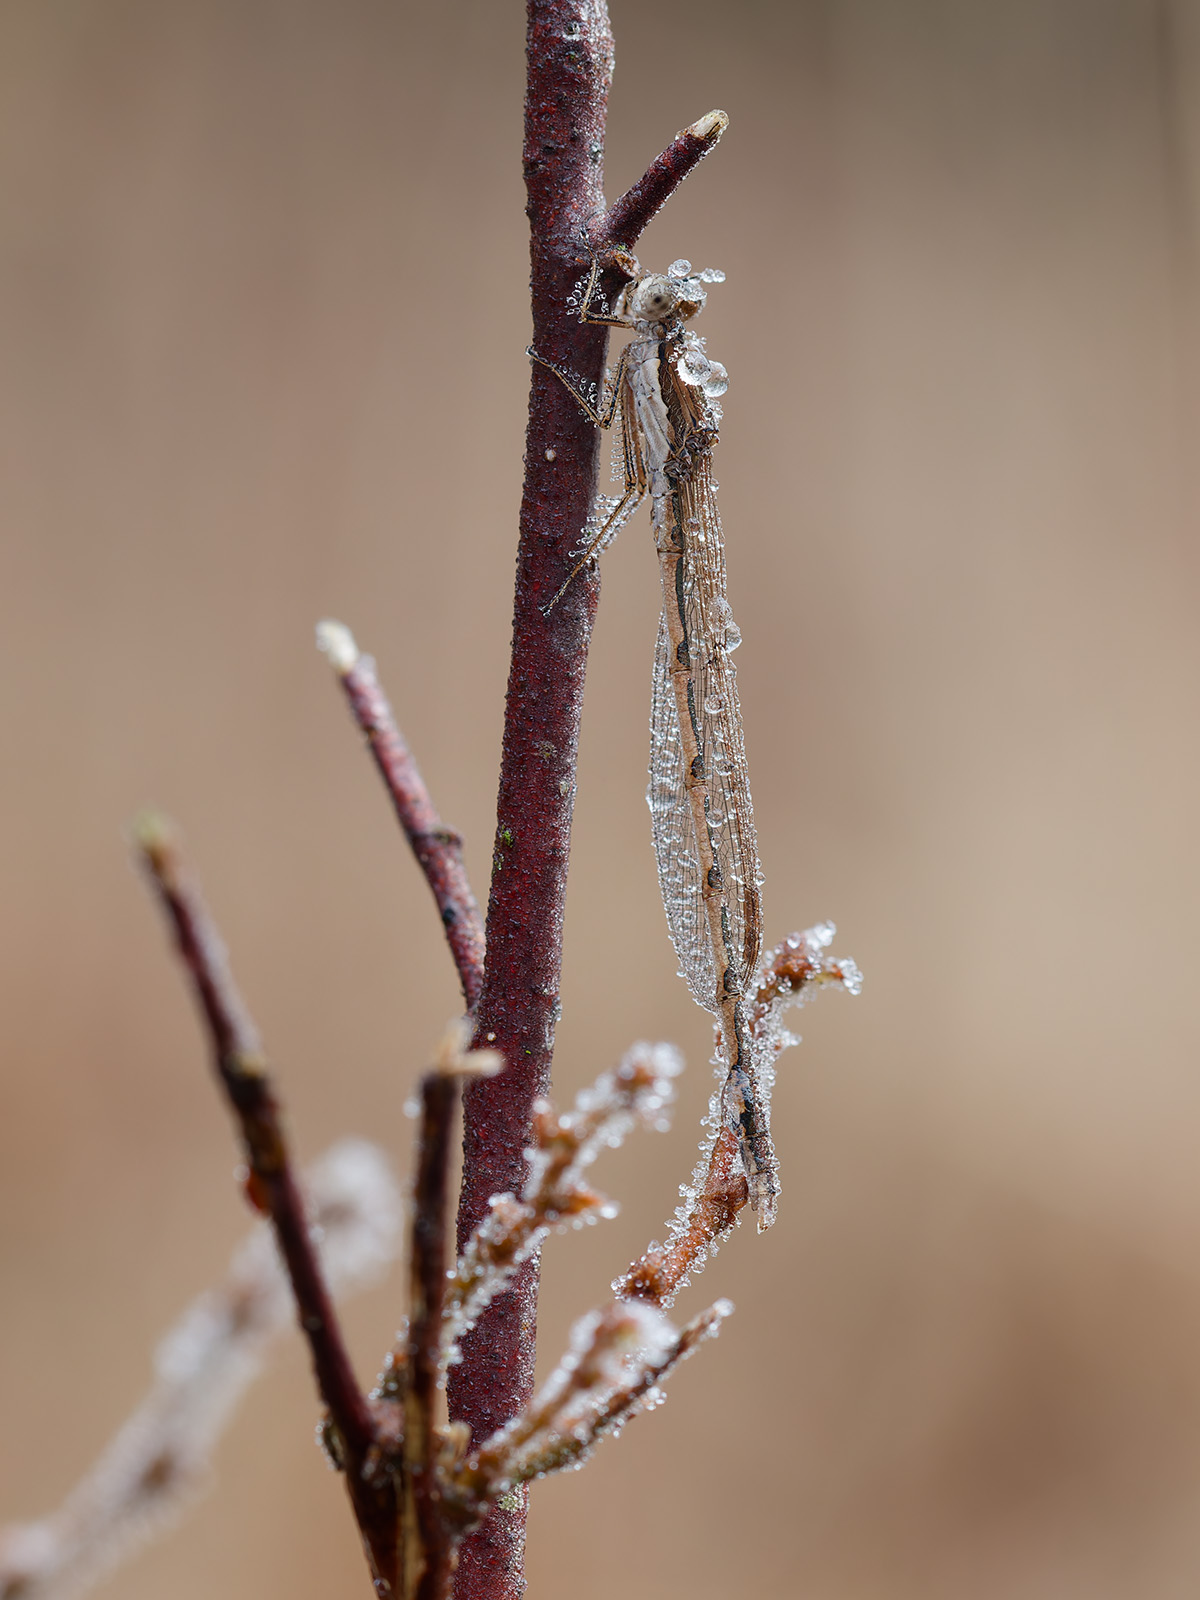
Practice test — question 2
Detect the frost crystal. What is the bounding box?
[441,1044,684,1362]
[462,1298,731,1497]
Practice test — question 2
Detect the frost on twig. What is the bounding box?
[453,1298,731,1505]
[0,1142,401,1600]
[442,1043,683,1363]
[618,923,861,1307]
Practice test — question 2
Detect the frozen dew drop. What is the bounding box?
[703,692,724,714]
[723,621,742,651]
[698,267,726,283]
[676,346,713,388]
[668,258,692,279]
[702,362,729,398]
[838,958,864,996]
[809,920,837,948]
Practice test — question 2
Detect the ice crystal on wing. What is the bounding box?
[668,259,692,279]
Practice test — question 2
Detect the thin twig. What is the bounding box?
[615,1125,748,1307]
[133,816,399,1594]
[403,1068,456,1600]
[402,1027,500,1600]
[317,621,485,1011]
[592,109,729,256]
[458,1299,731,1500]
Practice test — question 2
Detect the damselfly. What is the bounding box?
[532,256,778,1227]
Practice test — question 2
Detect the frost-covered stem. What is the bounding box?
[318,621,485,1012]
[464,1303,646,1492]
[615,1125,748,1306]
[133,818,399,1594]
[494,1301,728,1485]
[403,1070,458,1600]
[443,1044,679,1361]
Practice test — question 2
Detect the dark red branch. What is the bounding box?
[134,816,399,1595]
[593,109,729,256]
[448,11,732,1599]
[322,627,485,1012]
[446,6,616,1597]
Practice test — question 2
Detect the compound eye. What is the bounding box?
[632,274,680,320]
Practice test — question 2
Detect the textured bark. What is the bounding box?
[446,6,614,1595]
[446,8,734,1597]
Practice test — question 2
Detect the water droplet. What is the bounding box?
[676,346,712,387]
[668,258,692,278]
[703,362,729,398]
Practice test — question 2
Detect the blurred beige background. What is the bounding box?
[2,2,1199,1596]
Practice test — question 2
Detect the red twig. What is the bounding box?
[593,109,729,256]
[319,622,486,1012]
[447,6,736,1596]
[615,1125,748,1307]
[133,816,399,1594]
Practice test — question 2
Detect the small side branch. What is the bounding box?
[456,1298,731,1502]
[615,1125,747,1307]
[317,621,485,1011]
[592,110,729,257]
[402,1027,500,1600]
[133,817,398,1593]
[617,925,862,1307]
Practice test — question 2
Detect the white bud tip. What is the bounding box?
[687,110,728,142]
[315,619,359,675]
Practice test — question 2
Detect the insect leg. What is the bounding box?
[527,343,628,429]
[542,483,645,615]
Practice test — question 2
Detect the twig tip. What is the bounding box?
[315,619,360,676]
[685,109,728,143]
[129,809,181,877]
